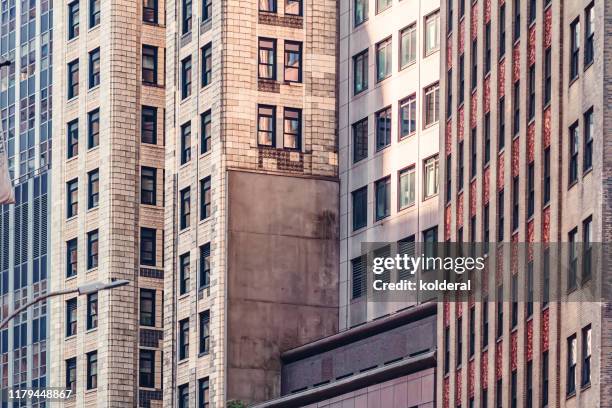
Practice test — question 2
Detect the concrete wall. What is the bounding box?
[226,170,340,403]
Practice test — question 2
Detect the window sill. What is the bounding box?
[87,145,100,154]
[66,274,78,282]
[143,21,164,28]
[65,334,77,341]
[198,351,210,358]
[178,293,190,301]
[86,267,98,274]
[568,180,579,191]
[581,382,591,392]
[584,61,594,73]
[198,217,212,227]
[583,167,593,178]
[85,327,98,334]
[143,82,165,89]
[84,388,97,395]
[423,193,439,203]
[350,226,367,236]
[397,202,416,214]
[399,60,416,73]
[88,84,100,94]
[566,391,576,401]
[66,214,78,222]
[140,203,159,209]
[569,76,579,88]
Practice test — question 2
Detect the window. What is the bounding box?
[203,0,212,21]
[142,45,158,85]
[470,129,477,178]
[353,50,368,94]
[283,108,302,149]
[570,19,580,81]
[258,38,276,80]
[179,319,189,360]
[376,0,390,14]
[498,190,504,241]
[87,230,99,270]
[469,306,475,357]
[512,176,519,230]
[354,0,368,25]
[88,169,99,209]
[482,300,489,347]
[569,122,579,184]
[178,384,189,408]
[351,255,366,298]
[143,0,158,23]
[529,0,536,23]
[352,186,367,230]
[424,155,439,198]
[459,54,465,104]
[542,351,549,407]
[583,216,592,281]
[543,47,552,106]
[68,1,80,39]
[496,284,503,338]
[543,147,550,204]
[583,108,593,172]
[89,0,100,27]
[482,389,488,408]
[352,118,368,162]
[485,22,491,73]
[398,166,415,209]
[484,204,490,254]
[543,247,550,305]
[200,176,211,220]
[528,65,535,120]
[458,140,464,191]
[259,0,276,12]
[445,155,452,203]
[89,48,100,88]
[182,0,193,33]
[471,39,477,90]
[286,0,301,15]
[513,81,520,136]
[456,316,463,366]
[179,252,190,294]
[199,243,211,288]
[87,351,97,390]
[498,97,505,150]
[376,37,392,82]
[484,113,491,164]
[499,5,506,58]
[68,60,79,99]
[400,24,416,69]
[567,334,577,395]
[202,43,212,87]
[459,0,465,17]
[511,370,517,408]
[141,167,157,206]
[584,4,594,67]
[66,358,77,392]
[527,162,534,217]
[284,41,302,82]
[422,227,437,258]
[67,119,79,159]
[181,122,192,164]
[582,325,591,387]
[375,176,390,221]
[511,272,518,328]
[142,106,157,144]
[180,187,191,230]
[67,178,78,218]
[140,227,156,266]
[87,293,98,330]
[140,289,155,326]
[67,239,78,277]
[181,56,192,99]
[198,378,210,408]
[140,350,155,388]
[375,106,391,150]
[257,105,275,146]
[425,11,440,55]
[513,0,520,41]
[66,298,77,337]
[526,361,533,407]
[446,69,453,118]
[496,380,502,408]
[88,109,100,149]
[568,227,578,291]
[399,95,417,138]
[201,110,212,154]
[444,326,450,374]
[199,310,210,354]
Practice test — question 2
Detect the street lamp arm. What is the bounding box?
[0,287,78,331]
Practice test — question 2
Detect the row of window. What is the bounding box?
[178,177,212,229]
[178,311,211,360]
[65,228,99,277]
[258,38,302,83]
[67,0,101,40]
[180,0,213,34]
[65,351,98,393]
[567,325,592,396]
[569,108,594,185]
[354,0,428,26]
[67,108,100,159]
[569,3,595,82]
[180,43,213,99]
[66,168,99,219]
[353,11,439,94]
[256,105,302,149]
[66,48,100,100]
[177,378,210,408]
[178,244,212,294]
[351,156,438,231]
[177,111,213,164]
[259,0,302,16]
[66,293,98,336]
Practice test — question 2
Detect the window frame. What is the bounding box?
[140,288,156,327]
[88,169,99,209]
[87,229,99,270]
[142,45,158,85]
[88,48,100,89]
[257,105,276,146]
[374,175,391,221]
[258,38,277,80]
[284,41,302,83]
[283,107,302,150]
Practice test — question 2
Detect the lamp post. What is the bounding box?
[0,279,130,330]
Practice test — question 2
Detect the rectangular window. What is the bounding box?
[140,288,155,326]
[201,110,212,154]
[513,81,520,136]
[529,0,536,23]
[143,0,158,23]
[66,358,77,392]
[543,147,550,204]
[445,154,452,204]
[87,229,99,270]
[542,351,549,407]
[285,0,301,15]
[87,351,98,390]
[66,298,77,337]
[459,0,465,17]
[199,378,210,408]
[67,178,78,218]
[424,83,440,127]
[68,60,79,99]
[140,227,156,266]
[67,119,79,159]
[459,54,465,104]
[203,0,212,21]
[498,97,505,150]
[447,0,453,33]
[543,247,550,305]
[354,0,368,25]
[375,176,390,221]
[68,1,80,39]
[569,122,579,184]
[484,113,491,164]
[180,187,191,230]
[511,370,517,408]
[181,56,192,99]
[375,106,391,150]
[178,384,189,408]
[482,389,488,408]
[582,325,591,387]
[88,109,100,149]
[376,37,392,82]
[352,186,367,230]
[283,108,302,149]
[444,325,450,374]
[567,334,577,395]
[141,167,157,206]
[257,105,276,146]
[423,227,438,258]
[470,128,477,178]
[471,39,477,90]
[497,284,503,338]
[87,293,98,330]
[425,11,440,56]
[352,118,368,163]
[513,0,521,41]
[527,162,534,217]
[258,38,276,80]
[88,169,99,209]
[446,69,453,118]
[199,243,211,288]
[182,0,193,33]
[485,22,491,73]
[179,252,190,294]
[199,310,210,354]
[583,216,592,281]
[499,5,506,58]
[376,0,391,14]
[400,24,417,69]
[498,190,504,241]
[482,299,489,347]
[353,50,368,94]
[456,317,463,366]
[584,4,594,67]
[544,47,552,106]
[399,95,416,138]
[528,65,535,120]
[89,0,100,27]
[179,319,189,360]
[284,41,302,82]
[424,155,439,198]
[139,350,155,388]
[511,273,518,329]
[181,122,192,164]
[484,204,490,254]
[200,176,211,220]
[526,361,533,407]
[469,306,475,357]
[570,19,580,81]
[512,176,519,231]
[142,106,157,144]
[67,239,78,278]
[583,108,593,172]
[398,166,416,210]
[259,0,276,12]
[568,227,578,291]
[89,48,100,88]
[458,140,464,191]
[202,43,212,87]
[142,45,158,85]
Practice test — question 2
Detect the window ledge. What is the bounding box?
[86,267,98,274]
[583,167,593,178]
[568,180,579,190]
[198,351,210,358]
